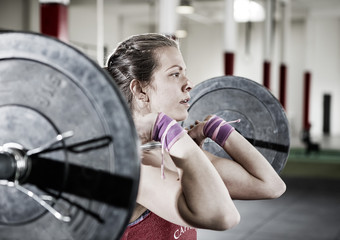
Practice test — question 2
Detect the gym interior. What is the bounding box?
[0,0,339,239]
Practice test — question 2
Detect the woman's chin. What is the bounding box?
[154,109,188,122]
[175,112,188,122]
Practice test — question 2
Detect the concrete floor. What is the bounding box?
[198,132,340,240]
[198,176,340,240]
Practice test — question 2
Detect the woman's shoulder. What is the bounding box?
[129,203,148,224]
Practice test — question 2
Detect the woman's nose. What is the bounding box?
[183,77,193,92]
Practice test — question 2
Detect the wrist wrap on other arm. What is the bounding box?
[152,113,186,179]
[203,115,235,147]
[152,113,186,151]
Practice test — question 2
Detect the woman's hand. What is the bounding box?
[186,115,212,148]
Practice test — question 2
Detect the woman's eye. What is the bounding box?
[171,73,180,78]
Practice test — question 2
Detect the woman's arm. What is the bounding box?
[187,118,286,200]
[135,113,240,230]
[207,131,286,199]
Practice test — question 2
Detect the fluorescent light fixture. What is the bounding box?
[39,0,70,4]
[234,0,265,22]
[176,0,194,15]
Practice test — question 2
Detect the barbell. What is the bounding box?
[182,76,290,174]
[0,32,289,239]
[0,31,139,240]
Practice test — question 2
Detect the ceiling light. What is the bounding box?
[176,0,194,15]
[234,0,265,22]
[175,30,188,38]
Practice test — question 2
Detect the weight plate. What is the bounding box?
[0,31,139,240]
[182,76,290,173]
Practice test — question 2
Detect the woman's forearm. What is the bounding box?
[169,134,240,230]
[221,131,286,198]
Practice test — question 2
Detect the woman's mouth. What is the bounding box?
[180,98,190,107]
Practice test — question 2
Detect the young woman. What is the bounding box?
[105,33,286,240]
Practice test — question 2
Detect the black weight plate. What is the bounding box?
[182,76,290,173]
[0,31,139,240]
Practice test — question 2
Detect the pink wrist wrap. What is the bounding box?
[152,113,186,179]
[152,113,186,151]
[203,115,239,147]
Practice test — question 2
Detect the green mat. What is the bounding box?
[281,148,340,179]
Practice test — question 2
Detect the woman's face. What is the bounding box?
[146,46,193,121]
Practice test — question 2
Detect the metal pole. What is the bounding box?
[97,0,104,67]
[263,0,274,89]
[223,0,236,75]
[279,0,290,109]
[159,0,178,35]
[40,0,69,42]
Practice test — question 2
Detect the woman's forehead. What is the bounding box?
[156,47,186,70]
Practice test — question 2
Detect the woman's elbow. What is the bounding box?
[213,208,241,231]
[222,211,241,230]
[265,178,287,199]
[274,180,287,198]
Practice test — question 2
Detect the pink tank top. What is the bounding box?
[120,210,197,240]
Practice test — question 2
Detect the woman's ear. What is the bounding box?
[130,79,149,102]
